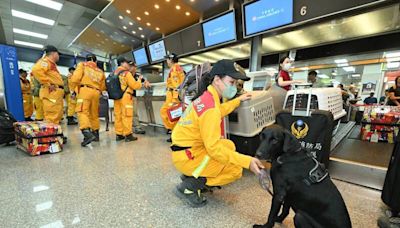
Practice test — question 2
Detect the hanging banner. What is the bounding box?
[0,44,24,120]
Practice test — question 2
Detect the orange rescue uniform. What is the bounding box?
[66,72,77,117]
[171,85,252,186]
[20,77,33,118]
[160,63,185,130]
[31,57,64,124]
[113,66,142,136]
[70,61,106,131]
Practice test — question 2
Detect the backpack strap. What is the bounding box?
[116,70,129,95]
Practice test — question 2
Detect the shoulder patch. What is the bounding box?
[193,91,215,116]
[41,61,48,68]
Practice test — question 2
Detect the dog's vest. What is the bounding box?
[276,152,329,186]
[302,155,329,186]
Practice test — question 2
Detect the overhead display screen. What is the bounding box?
[244,0,293,37]
[148,40,166,62]
[132,48,149,67]
[202,11,236,48]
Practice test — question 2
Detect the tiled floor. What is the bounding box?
[0,124,387,227]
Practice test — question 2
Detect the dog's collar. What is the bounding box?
[276,148,307,165]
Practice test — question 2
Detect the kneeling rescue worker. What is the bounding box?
[70,54,106,146]
[171,59,264,207]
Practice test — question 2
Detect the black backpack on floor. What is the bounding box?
[0,108,16,144]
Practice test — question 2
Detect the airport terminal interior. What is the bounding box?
[0,0,400,227]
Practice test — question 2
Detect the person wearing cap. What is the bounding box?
[31,45,65,126]
[70,54,106,146]
[65,67,78,125]
[161,53,185,141]
[113,56,142,142]
[128,61,151,134]
[19,69,33,121]
[171,59,264,207]
[31,75,44,121]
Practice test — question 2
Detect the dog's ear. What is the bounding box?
[282,130,301,153]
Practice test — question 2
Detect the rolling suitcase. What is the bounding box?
[276,84,334,167]
[14,121,64,156]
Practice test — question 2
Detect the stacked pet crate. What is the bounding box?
[228,91,276,156]
[361,106,400,143]
[284,87,346,121]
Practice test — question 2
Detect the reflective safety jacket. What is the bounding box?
[115,66,141,94]
[31,56,63,87]
[167,63,185,90]
[172,85,252,169]
[20,77,31,94]
[70,61,106,92]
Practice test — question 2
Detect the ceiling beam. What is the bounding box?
[97,17,146,43]
[68,0,114,48]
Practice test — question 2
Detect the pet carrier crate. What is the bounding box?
[228,91,275,137]
[284,87,346,120]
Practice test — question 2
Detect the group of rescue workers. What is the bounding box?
[19,45,264,207]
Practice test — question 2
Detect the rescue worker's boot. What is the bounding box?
[175,177,207,208]
[134,127,146,134]
[180,175,221,193]
[92,130,99,142]
[25,117,33,121]
[116,135,125,141]
[81,129,96,147]
[125,134,138,142]
[67,116,78,125]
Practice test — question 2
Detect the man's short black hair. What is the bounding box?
[165,53,178,63]
[308,70,317,76]
[68,67,75,72]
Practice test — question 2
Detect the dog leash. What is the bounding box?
[258,169,274,196]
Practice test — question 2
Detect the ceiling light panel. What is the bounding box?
[25,0,63,11]
[334,59,348,64]
[343,66,355,72]
[11,10,55,26]
[13,28,48,39]
[14,40,44,48]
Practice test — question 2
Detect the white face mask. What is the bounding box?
[283,63,291,71]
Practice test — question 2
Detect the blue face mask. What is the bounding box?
[222,81,237,99]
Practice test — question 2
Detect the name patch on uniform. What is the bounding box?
[193,91,215,117]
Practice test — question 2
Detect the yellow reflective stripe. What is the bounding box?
[125,105,133,108]
[192,155,210,178]
[77,99,84,103]
[49,99,56,103]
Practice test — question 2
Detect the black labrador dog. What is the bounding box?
[254,125,351,228]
